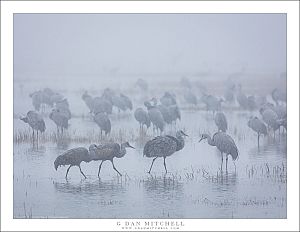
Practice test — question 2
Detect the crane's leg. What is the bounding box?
[65,165,72,179]
[32,129,35,143]
[36,130,39,148]
[221,153,223,171]
[111,160,122,176]
[78,165,87,179]
[226,155,228,172]
[148,157,158,174]
[257,133,260,147]
[98,160,104,177]
[163,157,167,174]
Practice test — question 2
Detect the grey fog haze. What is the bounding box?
[14,14,286,79]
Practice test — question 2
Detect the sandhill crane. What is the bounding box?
[54,147,92,179]
[236,84,248,110]
[120,94,133,111]
[136,78,148,91]
[272,88,286,105]
[247,116,267,147]
[49,108,69,135]
[111,95,127,113]
[29,91,43,111]
[184,91,197,106]
[168,104,181,125]
[199,132,238,171]
[94,112,111,137]
[93,97,113,115]
[89,142,135,177]
[202,94,223,115]
[20,111,46,142]
[160,92,177,107]
[157,104,172,125]
[55,99,71,120]
[82,91,94,113]
[180,77,192,89]
[144,100,165,134]
[260,108,280,138]
[143,130,188,174]
[134,108,151,130]
[214,112,228,132]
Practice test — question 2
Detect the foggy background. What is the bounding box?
[14,14,286,80]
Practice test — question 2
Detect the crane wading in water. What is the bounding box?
[199,132,239,172]
[89,142,135,177]
[54,147,93,179]
[143,130,188,174]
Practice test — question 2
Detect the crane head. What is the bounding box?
[124,142,135,149]
[199,134,208,142]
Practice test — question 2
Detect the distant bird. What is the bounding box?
[236,84,248,110]
[160,92,177,106]
[143,130,188,173]
[111,95,127,113]
[168,104,181,125]
[260,108,280,138]
[247,116,267,147]
[49,108,69,135]
[136,78,148,91]
[29,91,43,111]
[93,97,113,115]
[55,99,71,119]
[272,88,286,105]
[94,112,111,136]
[199,132,238,171]
[54,147,92,179]
[82,91,94,113]
[20,111,46,142]
[120,94,133,111]
[50,92,64,105]
[247,95,256,111]
[224,88,235,103]
[214,112,228,132]
[184,91,197,106]
[144,100,165,133]
[134,108,151,130]
[157,104,172,125]
[202,94,223,114]
[180,77,192,89]
[89,142,135,177]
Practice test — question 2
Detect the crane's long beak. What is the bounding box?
[182,131,188,137]
[198,138,204,143]
[128,144,135,149]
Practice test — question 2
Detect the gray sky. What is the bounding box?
[14,14,286,77]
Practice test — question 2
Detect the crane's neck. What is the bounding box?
[176,134,185,151]
[117,143,127,158]
[206,135,216,146]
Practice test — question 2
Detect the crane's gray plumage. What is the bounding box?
[237,85,249,110]
[134,108,151,129]
[202,94,222,114]
[49,108,69,134]
[94,112,111,136]
[248,116,267,146]
[157,104,172,124]
[184,91,197,105]
[21,111,46,142]
[272,88,286,105]
[260,108,280,137]
[247,95,257,111]
[143,130,188,173]
[111,95,127,112]
[89,142,135,176]
[160,92,177,107]
[93,97,113,115]
[82,91,94,113]
[144,100,165,133]
[199,132,238,171]
[214,112,228,132]
[120,94,133,111]
[136,78,148,91]
[54,147,92,179]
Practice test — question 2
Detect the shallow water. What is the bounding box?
[13,108,286,219]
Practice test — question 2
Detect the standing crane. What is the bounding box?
[247,116,267,147]
[199,132,238,172]
[20,111,46,143]
[89,142,135,177]
[54,147,93,179]
[143,130,188,174]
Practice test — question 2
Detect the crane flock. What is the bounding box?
[19,76,286,179]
